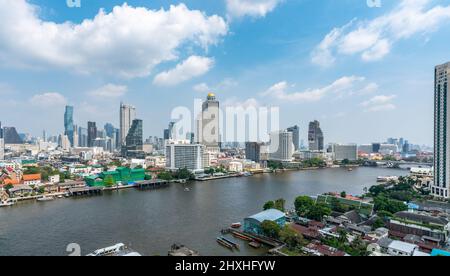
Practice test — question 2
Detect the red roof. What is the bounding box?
[22,174,41,181]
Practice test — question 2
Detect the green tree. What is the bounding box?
[261,220,281,239]
[4,184,14,191]
[307,203,331,221]
[175,168,194,180]
[340,191,347,198]
[263,201,275,210]
[294,196,315,217]
[279,225,304,250]
[38,186,46,194]
[157,171,174,181]
[274,198,286,212]
[372,217,385,230]
[104,175,115,188]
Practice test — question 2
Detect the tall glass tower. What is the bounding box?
[308,120,324,151]
[433,62,450,199]
[64,105,74,146]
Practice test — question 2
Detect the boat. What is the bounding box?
[231,222,242,228]
[0,201,14,208]
[221,237,239,249]
[57,195,64,199]
[37,196,54,202]
[232,231,254,241]
[217,237,234,250]
[249,241,261,249]
[87,243,141,256]
[377,176,399,183]
[348,168,353,172]
[184,187,191,192]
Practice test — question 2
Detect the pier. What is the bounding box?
[68,187,103,196]
[135,179,169,190]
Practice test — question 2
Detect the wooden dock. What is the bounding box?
[135,180,169,190]
[68,187,103,196]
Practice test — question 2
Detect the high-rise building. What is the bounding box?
[245,142,261,163]
[166,140,206,172]
[197,93,220,152]
[269,130,294,162]
[104,123,115,138]
[120,102,136,147]
[287,125,300,152]
[331,144,358,161]
[308,120,324,151]
[123,119,143,157]
[72,125,79,147]
[433,61,450,199]
[164,122,175,140]
[78,126,88,147]
[3,126,22,144]
[64,105,74,146]
[87,122,97,147]
[0,121,4,160]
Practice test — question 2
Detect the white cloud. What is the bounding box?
[153,56,214,86]
[223,97,260,108]
[361,95,397,112]
[30,92,67,107]
[226,0,283,19]
[312,0,450,66]
[0,0,228,78]
[193,83,211,92]
[193,78,238,93]
[262,76,370,103]
[89,84,128,98]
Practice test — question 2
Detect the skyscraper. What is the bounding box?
[64,105,74,146]
[269,130,294,162]
[120,102,136,147]
[87,122,97,147]
[104,123,115,138]
[308,120,324,151]
[78,126,88,147]
[245,142,261,163]
[0,121,4,160]
[123,119,143,157]
[3,127,22,144]
[433,61,450,199]
[197,93,220,152]
[287,125,300,151]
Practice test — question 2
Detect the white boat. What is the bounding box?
[37,196,54,202]
[87,243,141,256]
[0,201,14,207]
[57,195,64,199]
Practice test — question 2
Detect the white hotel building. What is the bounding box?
[433,62,450,199]
[165,140,207,173]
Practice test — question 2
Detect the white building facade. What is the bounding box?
[166,141,206,172]
[433,62,450,199]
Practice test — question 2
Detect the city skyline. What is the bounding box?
[2,0,450,145]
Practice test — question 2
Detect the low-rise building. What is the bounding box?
[244,209,286,235]
[22,174,41,186]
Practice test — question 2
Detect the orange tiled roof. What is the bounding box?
[22,174,41,181]
[3,178,20,185]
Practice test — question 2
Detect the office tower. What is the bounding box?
[166,141,206,172]
[78,126,88,147]
[104,123,115,138]
[331,144,358,161]
[0,122,4,160]
[245,142,261,163]
[72,125,79,147]
[287,125,300,151]
[3,127,23,144]
[58,134,71,151]
[42,130,47,142]
[197,93,220,152]
[87,122,97,147]
[308,120,324,151]
[433,62,450,198]
[64,105,74,146]
[123,119,143,157]
[114,128,120,150]
[269,130,294,162]
[120,102,136,147]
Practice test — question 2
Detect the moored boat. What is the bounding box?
[217,237,234,250]
[221,237,239,249]
[231,222,242,228]
[37,196,54,202]
[249,241,261,249]
[232,231,253,241]
[0,201,15,207]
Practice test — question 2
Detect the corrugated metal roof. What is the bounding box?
[247,209,285,222]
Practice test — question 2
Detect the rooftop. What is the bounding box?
[247,209,285,223]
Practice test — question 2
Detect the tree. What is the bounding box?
[372,217,385,230]
[340,191,347,198]
[157,171,174,181]
[373,195,407,214]
[261,220,281,239]
[307,203,331,221]
[104,175,115,188]
[263,201,275,210]
[175,168,194,180]
[279,225,304,250]
[294,196,315,217]
[274,198,286,212]
[38,186,46,194]
[4,184,14,191]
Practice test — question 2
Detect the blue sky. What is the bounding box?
[1,0,450,146]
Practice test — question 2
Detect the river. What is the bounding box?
[0,167,407,256]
